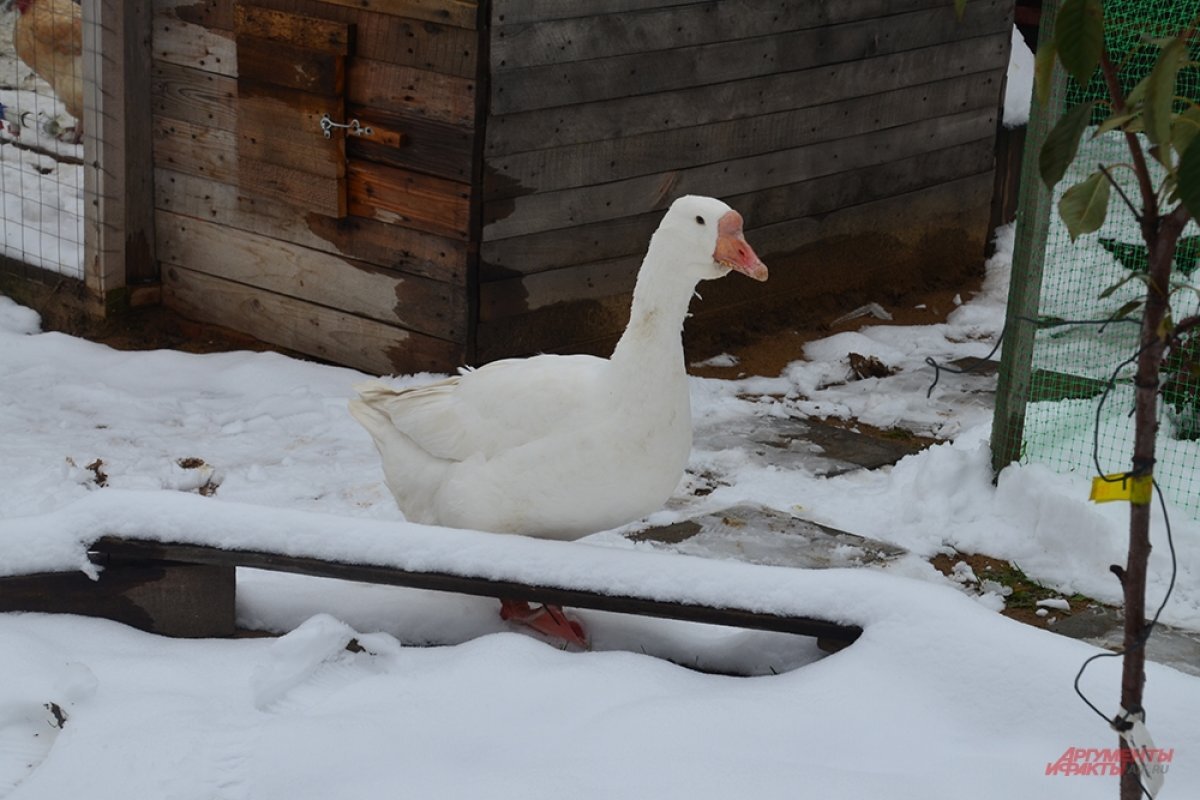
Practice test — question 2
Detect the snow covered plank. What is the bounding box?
[88,538,864,643]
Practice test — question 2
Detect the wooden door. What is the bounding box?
[152,0,482,374]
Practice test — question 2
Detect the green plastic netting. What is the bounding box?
[996,0,1200,518]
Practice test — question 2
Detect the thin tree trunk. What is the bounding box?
[1119,211,1186,799]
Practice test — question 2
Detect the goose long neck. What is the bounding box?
[611,238,698,375]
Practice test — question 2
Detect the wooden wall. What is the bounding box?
[150,0,481,374]
[479,0,1014,361]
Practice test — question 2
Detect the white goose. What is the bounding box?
[350,195,767,646]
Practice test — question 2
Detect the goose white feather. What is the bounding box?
[350,195,767,540]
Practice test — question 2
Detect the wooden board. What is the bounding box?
[0,563,236,638]
[163,265,465,373]
[490,0,977,69]
[479,138,996,316]
[91,538,864,642]
[153,13,237,76]
[485,33,1010,156]
[234,4,354,54]
[153,61,237,130]
[236,35,346,94]
[491,0,711,26]
[236,87,347,180]
[153,168,470,284]
[490,4,1009,115]
[248,0,479,76]
[316,0,479,29]
[347,106,475,182]
[475,172,994,361]
[347,59,476,127]
[484,69,1001,202]
[157,211,466,341]
[484,106,997,241]
[348,162,472,240]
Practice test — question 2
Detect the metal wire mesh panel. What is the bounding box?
[999,0,1200,518]
[0,0,85,279]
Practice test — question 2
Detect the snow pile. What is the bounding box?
[1004,26,1035,128]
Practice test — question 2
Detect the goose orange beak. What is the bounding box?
[714,210,768,281]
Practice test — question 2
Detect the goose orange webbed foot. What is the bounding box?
[499,599,589,650]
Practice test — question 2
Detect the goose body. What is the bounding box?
[350,196,767,541]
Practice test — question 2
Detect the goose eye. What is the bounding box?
[695,215,705,225]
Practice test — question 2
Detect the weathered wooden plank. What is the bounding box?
[163,266,465,373]
[485,69,1001,201]
[154,168,470,284]
[491,0,979,69]
[485,33,1010,155]
[491,4,1010,114]
[234,4,353,54]
[250,0,479,76]
[347,105,475,183]
[347,59,476,127]
[0,563,236,638]
[236,35,345,94]
[155,0,235,30]
[237,88,346,180]
[476,172,994,361]
[152,60,238,130]
[153,13,236,76]
[316,0,479,29]
[153,116,238,182]
[154,116,346,216]
[157,211,466,340]
[479,138,996,315]
[348,162,472,240]
[484,105,997,241]
[491,0,709,26]
[91,538,864,642]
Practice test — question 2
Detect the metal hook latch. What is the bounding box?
[320,114,373,139]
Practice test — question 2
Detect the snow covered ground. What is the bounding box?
[1,216,1198,797]
[1,22,1197,797]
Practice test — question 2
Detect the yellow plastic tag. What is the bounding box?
[1090,474,1153,505]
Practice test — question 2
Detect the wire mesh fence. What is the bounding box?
[996,0,1200,518]
[1,0,87,280]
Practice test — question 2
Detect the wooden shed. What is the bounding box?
[1,0,1013,374]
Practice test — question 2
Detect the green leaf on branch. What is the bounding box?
[1144,38,1187,151]
[1059,170,1111,240]
[1035,40,1057,107]
[1055,0,1104,88]
[1172,107,1200,160]
[1179,137,1200,221]
[1094,111,1137,136]
[1040,101,1097,189]
[1109,299,1146,321]
[953,0,967,21]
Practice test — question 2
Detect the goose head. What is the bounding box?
[650,195,769,285]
